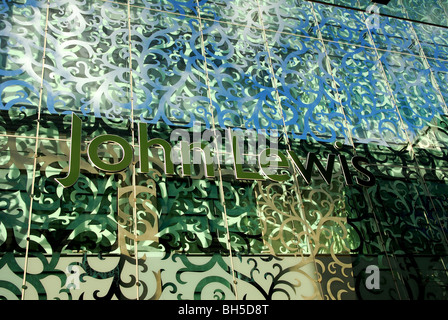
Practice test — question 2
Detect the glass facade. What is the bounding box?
[1,0,448,300]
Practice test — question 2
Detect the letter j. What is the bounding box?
[55,113,82,188]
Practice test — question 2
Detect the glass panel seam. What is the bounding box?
[126,0,140,300]
[195,0,239,300]
[20,0,51,300]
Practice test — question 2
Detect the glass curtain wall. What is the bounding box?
[0,0,447,300]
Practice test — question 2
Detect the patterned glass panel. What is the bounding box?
[0,0,447,302]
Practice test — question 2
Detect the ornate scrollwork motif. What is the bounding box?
[0,0,447,300]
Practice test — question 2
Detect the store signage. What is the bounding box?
[55,114,376,188]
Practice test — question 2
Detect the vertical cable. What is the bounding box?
[194,0,239,299]
[125,0,140,300]
[20,0,51,300]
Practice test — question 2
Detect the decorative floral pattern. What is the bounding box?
[0,0,447,300]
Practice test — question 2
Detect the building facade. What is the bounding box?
[0,0,448,300]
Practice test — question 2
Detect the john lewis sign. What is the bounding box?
[55,114,376,188]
